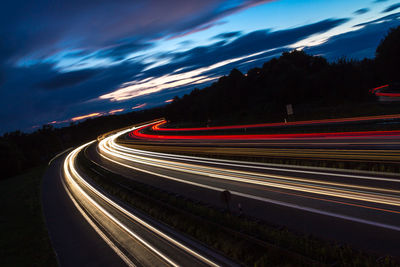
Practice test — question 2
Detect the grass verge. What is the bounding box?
[0,166,57,267]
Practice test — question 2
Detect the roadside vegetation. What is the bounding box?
[78,149,398,266]
[0,166,57,267]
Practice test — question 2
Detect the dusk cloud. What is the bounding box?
[212,31,243,39]
[382,3,400,12]
[98,18,349,102]
[306,12,400,60]
[354,8,370,15]
[1,0,400,134]
[0,0,272,68]
[37,69,101,90]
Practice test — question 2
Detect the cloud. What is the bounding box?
[96,42,154,61]
[382,3,400,12]
[98,18,348,102]
[0,0,273,68]
[306,12,400,60]
[160,18,349,72]
[354,11,400,27]
[212,31,243,39]
[0,58,147,133]
[354,8,370,15]
[2,0,398,134]
[36,69,101,90]
[373,0,389,3]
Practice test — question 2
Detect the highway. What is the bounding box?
[60,140,235,266]
[94,120,400,256]
[151,114,400,132]
[42,151,127,266]
[45,118,400,265]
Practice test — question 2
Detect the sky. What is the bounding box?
[1,0,400,133]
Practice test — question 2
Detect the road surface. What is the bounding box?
[92,122,400,256]
[43,141,234,266]
[43,118,400,266]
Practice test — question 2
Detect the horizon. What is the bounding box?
[1,0,400,133]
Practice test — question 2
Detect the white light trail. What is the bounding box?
[98,134,400,207]
[98,141,400,232]
[63,132,219,267]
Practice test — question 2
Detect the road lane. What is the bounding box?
[87,125,400,256]
[42,152,127,267]
[151,114,400,132]
[62,141,231,267]
[44,120,400,263]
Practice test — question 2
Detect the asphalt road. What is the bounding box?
[42,119,400,265]
[90,127,400,256]
[42,152,127,267]
[43,142,233,267]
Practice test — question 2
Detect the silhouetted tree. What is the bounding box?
[376,26,400,82]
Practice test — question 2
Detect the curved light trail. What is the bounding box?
[62,128,220,267]
[371,84,400,98]
[60,118,400,263]
[95,124,400,233]
[131,121,400,141]
[152,113,400,132]
[100,133,400,208]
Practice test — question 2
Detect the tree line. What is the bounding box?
[0,108,163,179]
[1,26,399,179]
[165,26,400,125]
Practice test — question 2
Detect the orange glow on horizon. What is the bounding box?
[165,99,173,103]
[109,108,125,114]
[71,112,102,121]
[132,103,147,110]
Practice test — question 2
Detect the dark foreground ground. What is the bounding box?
[0,166,57,267]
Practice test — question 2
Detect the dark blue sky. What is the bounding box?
[1,0,400,133]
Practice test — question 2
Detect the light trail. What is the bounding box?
[99,136,400,207]
[61,117,400,262]
[117,143,400,163]
[370,84,400,98]
[131,121,400,141]
[97,134,400,231]
[370,84,389,93]
[105,143,400,183]
[375,92,400,97]
[62,131,220,267]
[61,175,137,267]
[152,113,400,131]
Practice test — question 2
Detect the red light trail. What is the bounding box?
[152,113,400,132]
[130,121,400,141]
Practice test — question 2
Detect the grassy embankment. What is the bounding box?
[78,149,398,266]
[0,166,57,267]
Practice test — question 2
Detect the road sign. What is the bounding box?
[286,104,293,115]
